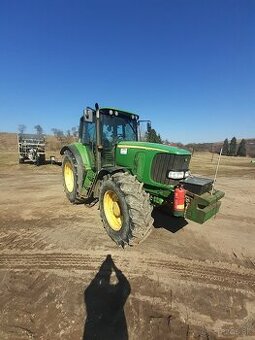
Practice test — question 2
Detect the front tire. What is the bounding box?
[99,172,153,247]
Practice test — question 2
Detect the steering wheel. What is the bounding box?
[114,135,124,144]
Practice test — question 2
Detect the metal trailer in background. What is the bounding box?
[18,133,46,165]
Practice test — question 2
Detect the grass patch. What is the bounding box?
[190,152,255,178]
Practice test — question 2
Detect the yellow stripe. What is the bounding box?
[176,204,184,210]
[117,145,169,153]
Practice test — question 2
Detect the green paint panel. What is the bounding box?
[71,142,95,170]
[117,141,191,155]
[115,141,191,191]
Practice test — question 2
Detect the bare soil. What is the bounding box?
[0,150,255,339]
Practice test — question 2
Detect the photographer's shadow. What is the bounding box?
[83,255,131,340]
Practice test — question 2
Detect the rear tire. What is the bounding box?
[62,150,83,204]
[99,172,153,247]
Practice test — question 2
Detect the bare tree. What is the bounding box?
[18,124,26,134]
[51,128,71,147]
[71,126,78,137]
[34,124,43,135]
[51,128,77,149]
[52,128,64,140]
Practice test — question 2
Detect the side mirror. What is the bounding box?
[137,120,152,141]
[83,108,94,122]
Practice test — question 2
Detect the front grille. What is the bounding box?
[151,153,191,185]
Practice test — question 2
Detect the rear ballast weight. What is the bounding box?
[61,103,224,247]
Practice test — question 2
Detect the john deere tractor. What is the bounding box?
[61,104,224,247]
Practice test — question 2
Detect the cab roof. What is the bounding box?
[100,107,139,118]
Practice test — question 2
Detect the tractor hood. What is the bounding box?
[115,141,191,192]
[116,141,191,156]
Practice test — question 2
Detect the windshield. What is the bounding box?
[101,110,138,146]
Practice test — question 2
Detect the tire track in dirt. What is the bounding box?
[1,252,254,292]
[217,213,255,224]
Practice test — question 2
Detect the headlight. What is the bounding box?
[185,170,191,178]
[167,171,185,179]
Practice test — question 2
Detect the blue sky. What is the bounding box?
[0,0,254,143]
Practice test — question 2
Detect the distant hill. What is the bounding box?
[183,139,255,157]
[161,139,255,157]
[0,133,17,151]
[1,132,254,157]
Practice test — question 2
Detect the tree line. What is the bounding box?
[222,137,247,157]
[17,124,249,157]
[147,131,249,158]
[18,124,79,150]
[18,124,78,138]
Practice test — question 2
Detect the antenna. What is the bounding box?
[211,147,222,195]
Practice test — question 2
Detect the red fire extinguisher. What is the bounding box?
[173,185,186,217]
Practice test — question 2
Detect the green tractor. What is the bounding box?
[61,104,224,247]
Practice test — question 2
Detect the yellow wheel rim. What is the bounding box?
[103,190,123,231]
[64,161,74,192]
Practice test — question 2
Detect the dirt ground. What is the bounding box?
[0,151,255,339]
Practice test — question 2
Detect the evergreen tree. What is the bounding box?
[237,139,247,157]
[222,138,229,155]
[146,128,162,144]
[229,137,237,156]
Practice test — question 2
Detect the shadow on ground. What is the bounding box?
[152,208,188,233]
[19,160,62,166]
[83,255,131,340]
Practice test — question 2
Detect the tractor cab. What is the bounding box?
[79,106,139,167]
